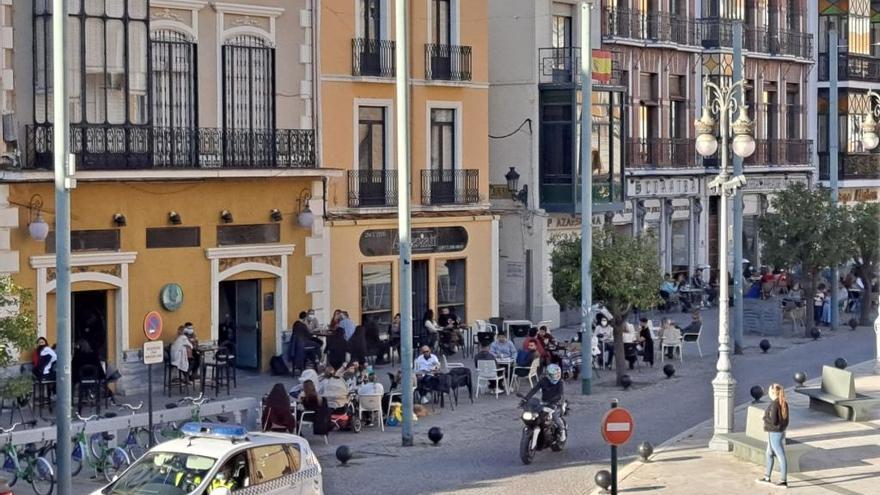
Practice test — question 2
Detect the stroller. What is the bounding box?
[329,391,362,433]
[559,342,583,381]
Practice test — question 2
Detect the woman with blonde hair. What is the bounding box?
[759,383,789,488]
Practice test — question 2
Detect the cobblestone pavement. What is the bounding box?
[68,306,876,494]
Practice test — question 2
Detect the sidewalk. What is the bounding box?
[595,361,880,494]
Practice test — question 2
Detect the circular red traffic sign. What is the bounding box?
[601,407,635,446]
[144,311,163,341]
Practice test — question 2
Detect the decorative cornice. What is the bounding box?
[206,244,295,260]
[212,2,284,17]
[30,251,138,269]
[150,0,207,10]
[0,168,343,183]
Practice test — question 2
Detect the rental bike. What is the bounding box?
[153,393,228,443]
[113,400,151,461]
[71,413,130,483]
[0,422,55,495]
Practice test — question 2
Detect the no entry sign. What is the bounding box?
[601,407,635,446]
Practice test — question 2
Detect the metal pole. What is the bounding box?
[829,30,839,331]
[52,0,73,492]
[610,400,618,495]
[732,22,744,354]
[394,0,414,446]
[579,0,594,395]
[709,83,736,451]
[148,364,154,447]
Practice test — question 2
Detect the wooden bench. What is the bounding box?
[794,366,880,421]
[722,406,811,473]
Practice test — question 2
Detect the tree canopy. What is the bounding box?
[0,276,37,399]
[844,202,879,325]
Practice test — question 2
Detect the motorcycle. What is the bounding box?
[517,394,568,464]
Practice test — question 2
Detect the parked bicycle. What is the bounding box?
[71,413,130,483]
[153,393,228,443]
[0,422,55,495]
[114,400,150,461]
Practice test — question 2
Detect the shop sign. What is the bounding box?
[742,175,809,194]
[628,177,699,198]
[546,214,604,231]
[360,227,468,256]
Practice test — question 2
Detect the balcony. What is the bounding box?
[774,29,812,58]
[420,169,480,205]
[424,44,472,81]
[352,38,396,78]
[537,47,622,86]
[25,124,316,170]
[819,153,880,180]
[603,8,699,46]
[347,169,398,207]
[627,138,698,169]
[818,53,880,82]
[743,139,812,166]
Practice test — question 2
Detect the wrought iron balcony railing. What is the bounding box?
[819,153,880,180]
[774,29,812,58]
[347,169,398,207]
[424,43,472,81]
[818,53,880,82]
[352,38,396,77]
[25,124,316,170]
[420,169,480,206]
[603,8,699,46]
[743,139,812,166]
[627,138,698,169]
[537,47,622,85]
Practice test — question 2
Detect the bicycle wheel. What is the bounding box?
[70,443,83,477]
[0,451,18,486]
[102,448,130,483]
[127,429,150,461]
[30,457,54,495]
[88,434,103,461]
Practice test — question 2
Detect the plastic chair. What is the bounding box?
[475,360,508,399]
[513,358,540,391]
[297,409,328,444]
[442,354,465,369]
[661,338,683,363]
[681,328,703,358]
[357,393,384,431]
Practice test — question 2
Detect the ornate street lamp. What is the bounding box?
[694,76,754,451]
[861,90,880,374]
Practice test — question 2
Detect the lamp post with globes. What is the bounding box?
[694,76,755,451]
[860,89,879,374]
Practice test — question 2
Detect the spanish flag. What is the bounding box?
[592,50,612,84]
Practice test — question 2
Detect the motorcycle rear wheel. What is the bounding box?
[519,430,535,465]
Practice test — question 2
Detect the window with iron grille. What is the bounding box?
[222,35,275,132]
[151,30,197,130]
[33,0,150,125]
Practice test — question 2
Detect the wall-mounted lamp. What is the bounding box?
[504,167,528,205]
[296,190,314,228]
[169,211,182,225]
[270,208,283,222]
[220,210,234,223]
[28,194,49,241]
[113,213,126,227]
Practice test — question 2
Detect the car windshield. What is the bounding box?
[103,451,217,495]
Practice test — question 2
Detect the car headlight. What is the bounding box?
[522,411,536,421]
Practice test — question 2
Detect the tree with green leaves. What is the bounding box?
[550,228,661,384]
[844,203,879,326]
[0,275,37,400]
[758,183,851,335]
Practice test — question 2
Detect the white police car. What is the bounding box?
[90,423,323,495]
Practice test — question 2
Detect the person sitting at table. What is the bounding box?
[183,323,202,375]
[32,337,57,380]
[364,318,390,365]
[638,317,655,367]
[474,342,506,392]
[290,311,322,374]
[517,341,540,369]
[490,333,517,360]
[421,310,442,350]
[261,383,296,433]
[170,325,196,380]
[325,327,348,370]
[300,379,331,436]
[537,326,557,352]
[691,270,716,307]
[414,346,440,404]
[357,369,385,426]
[522,327,548,362]
[660,318,682,359]
[622,321,638,370]
[660,273,679,311]
[319,367,351,411]
[594,317,615,368]
[682,311,702,335]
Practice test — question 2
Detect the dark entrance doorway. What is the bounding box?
[412,260,430,343]
[219,280,261,370]
[72,290,108,361]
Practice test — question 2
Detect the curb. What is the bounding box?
[589,359,876,495]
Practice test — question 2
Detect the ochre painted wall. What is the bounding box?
[326,216,494,325]
[9,178,315,370]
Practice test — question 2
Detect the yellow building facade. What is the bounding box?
[319,0,498,331]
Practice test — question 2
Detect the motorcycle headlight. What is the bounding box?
[522,411,536,421]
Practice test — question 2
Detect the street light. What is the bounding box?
[694,75,754,452]
[860,90,880,374]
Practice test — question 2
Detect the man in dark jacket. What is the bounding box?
[522,364,566,441]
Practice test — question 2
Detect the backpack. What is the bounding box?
[270,355,289,376]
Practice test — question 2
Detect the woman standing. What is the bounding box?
[759,383,789,488]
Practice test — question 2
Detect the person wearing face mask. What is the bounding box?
[521,364,566,442]
[594,317,615,368]
[183,322,202,376]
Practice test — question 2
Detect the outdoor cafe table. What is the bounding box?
[679,287,704,307]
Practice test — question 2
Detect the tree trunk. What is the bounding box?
[612,314,629,385]
[806,268,818,338]
[856,262,875,326]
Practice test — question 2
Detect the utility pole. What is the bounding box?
[829,30,839,331]
[732,22,744,354]
[579,0,594,395]
[394,0,414,446]
[52,0,73,493]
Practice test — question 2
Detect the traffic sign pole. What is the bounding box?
[148,363,153,447]
[610,401,618,495]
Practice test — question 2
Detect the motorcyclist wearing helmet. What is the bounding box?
[522,364,566,442]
